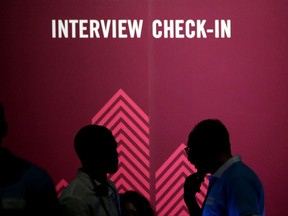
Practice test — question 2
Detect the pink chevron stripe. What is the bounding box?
[115,129,149,156]
[156,174,207,209]
[169,200,189,216]
[156,154,192,189]
[196,177,209,206]
[164,196,188,216]
[116,177,150,200]
[117,146,149,174]
[157,184,186,212]
[170,202,189,216]
[117,133,149,167]
[111,162,149,191]
[156,173,207,205]
[116,137,148,159]
[175,209,189,216]
[112,170,150,199]
[111,171,149,196]
[115,89,148,122]
[157,187,184,215]
[91,89,148,124]
[110,158,150,190]
[118,186,128,194]
[113,170,148,192]
[117,145,150,177]
[88,89,151,203]
[56,179,69,198]
[56,178,68,192]
[196,195,205,207]
[156,143,188,177]
[155,159,192,192]
[155,144,209,212]
[95,100,149,133]
[196,190,207,202]
[106,111,149,145]
[156,174,191,210]
[113,122,149,156]
[156,166,191,201]
[113,177,139,195]
[200,178,209,191]
[114,178,134,192]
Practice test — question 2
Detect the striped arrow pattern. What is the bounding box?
[91,89,150,199]
[56,178,69,198]
[155,143,209,216]
[55,89,210,215]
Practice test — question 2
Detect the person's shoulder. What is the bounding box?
[59,176,92,200]
[8,158,57,194]
[225,161,262,185]
[228,161,257,176]
[2,149,51,179]
[20,160,53,182]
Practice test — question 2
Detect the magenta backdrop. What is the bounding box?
[1,0,288,215]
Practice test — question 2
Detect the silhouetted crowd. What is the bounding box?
[0,103,264,216]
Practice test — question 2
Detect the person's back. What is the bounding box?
[59,125,120,216]
[0,103,59,216]
[202,156,264,216]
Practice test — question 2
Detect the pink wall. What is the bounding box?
[1,0,288,215]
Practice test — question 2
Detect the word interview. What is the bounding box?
[51,19,232,39]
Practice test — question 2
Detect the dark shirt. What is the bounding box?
[0,147,59,216]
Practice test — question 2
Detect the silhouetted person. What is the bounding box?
[184,119,264,216]
[120,191,155,216]
[0,103,59,215]
[59,125,120,216]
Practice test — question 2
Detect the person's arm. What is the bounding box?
[184,173,204,216]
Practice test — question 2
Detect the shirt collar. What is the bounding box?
[77,169,114,194]
[212,155,241,178]
[77,169,95,190]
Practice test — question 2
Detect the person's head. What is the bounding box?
[74,125,118,175]
[0,103,8,144]
[186,119,231,174]
[120,191,155,216]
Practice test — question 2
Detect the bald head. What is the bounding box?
[74,125,119,174]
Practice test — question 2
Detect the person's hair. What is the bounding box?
[120,191,155,216]
[74,125,113,165]
[188,119,231,154]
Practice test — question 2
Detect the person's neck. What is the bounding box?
[81,166,107,184]
[219,153,232,164]
[211,153,232,174]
